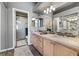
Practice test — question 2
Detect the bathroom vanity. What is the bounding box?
[32,32,79,56]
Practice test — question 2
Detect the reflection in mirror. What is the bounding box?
[53,13,78,36]
[32,18,43,28]
[63,13,78,35]
[53,17,62,32]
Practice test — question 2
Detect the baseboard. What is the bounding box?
[0,43,32,53]
[0,47,14,53]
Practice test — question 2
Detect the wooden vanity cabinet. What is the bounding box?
[37,36,43,54]
[32,33,78,56]
[54,43,78,56]
[43,39,54,56]
[32,34,43,54]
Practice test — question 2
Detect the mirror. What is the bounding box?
[32,18,43,28]
[63,13,78,35]
[53,13,78,35]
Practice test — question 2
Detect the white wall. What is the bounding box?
[30,13,38,43]
[53,17,61,32]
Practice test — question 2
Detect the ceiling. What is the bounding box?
[33,2,38,5]
[33,2,78,15]
[16,11,28,17]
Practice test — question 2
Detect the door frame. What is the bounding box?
[12,8,30,48]
[0,3,1,50]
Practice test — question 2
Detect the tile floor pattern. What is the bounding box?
[14,45,33,56]
[14,40,33,56]
[16,39,27,47]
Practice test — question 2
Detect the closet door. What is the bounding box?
[0,3,1,50]
[1,3,7,50]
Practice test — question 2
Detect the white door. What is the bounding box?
[0,3,1,50]
[1,3,7,50]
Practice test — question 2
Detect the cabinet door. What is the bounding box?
[32,34,37,48]
[43,39,50,56]
[50,41,54,56]
[37,36,43,54]
[32,34,43,54]
[54,43,77,56]
[1,3,7,50]
[38,37,43,48]
[32,34,35,46]
[0,4,1,50]
[43,39,54,56]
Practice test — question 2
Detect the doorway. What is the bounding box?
[16,11,28,47]
[13,8,29,48]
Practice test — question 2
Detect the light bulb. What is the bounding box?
[50,6,53,10]
[44,10,46,13]
[49,9,52,12]
[53,7,56,11]
[47,8,49,11]
[46,11,48,14]
[50,6,56,11]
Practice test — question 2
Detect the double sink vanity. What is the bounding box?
[32,31,79,56]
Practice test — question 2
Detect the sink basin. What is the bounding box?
[56,32,76,38]
[38,31,47,35]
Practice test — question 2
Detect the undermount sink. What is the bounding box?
[38,30,76,38]
[39,32,47,35]
[39,31,56,35]
[56,32,76,38]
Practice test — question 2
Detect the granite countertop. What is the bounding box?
[33,32,79,51]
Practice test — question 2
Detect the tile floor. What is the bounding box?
[14,39,33,56]
[14,46,33,56]
[16,39,27,47]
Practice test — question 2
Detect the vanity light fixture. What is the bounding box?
[32,18,36,20]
